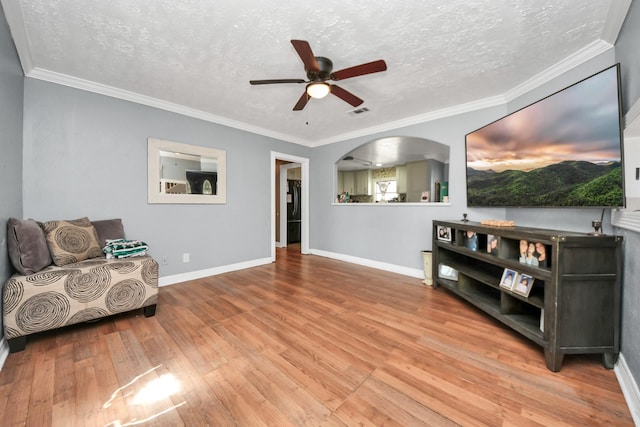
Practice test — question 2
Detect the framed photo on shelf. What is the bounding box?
[437,225,452,242]
[438,264,458,281]
[487,234,499,256]
[513,273,535,297]
[464,231,479,251]
[499,268,518,290]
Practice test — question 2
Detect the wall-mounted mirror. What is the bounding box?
[148,138,227,204]
[336,136,449,203]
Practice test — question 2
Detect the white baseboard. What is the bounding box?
[309,249,424,280]
[0,338,9,372]
[158,251,424,288]
[616,353,640,425]
[159,257,273,287]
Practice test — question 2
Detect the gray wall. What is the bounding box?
[615,0,640,395]
[0,7,24,335]
[310,105,507,270]
[22,79,310,277]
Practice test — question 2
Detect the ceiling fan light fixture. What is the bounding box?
[306,82,330,99]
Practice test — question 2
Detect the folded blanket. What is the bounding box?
[103,239,149,259]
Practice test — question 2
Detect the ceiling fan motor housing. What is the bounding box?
[307,56,333,81]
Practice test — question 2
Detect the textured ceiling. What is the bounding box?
[1,0,630,146]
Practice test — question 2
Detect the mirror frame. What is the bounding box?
[148,138,227,204]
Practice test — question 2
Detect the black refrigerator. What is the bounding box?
[287,180,301,244]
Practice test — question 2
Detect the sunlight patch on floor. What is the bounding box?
[103,365,186,427]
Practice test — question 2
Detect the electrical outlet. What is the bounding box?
[161,256,168,265]
[182,253,190,263]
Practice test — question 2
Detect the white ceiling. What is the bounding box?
[1,0,631,147]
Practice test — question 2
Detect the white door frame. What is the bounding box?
[271,152,309,261]
[279,162,299,248]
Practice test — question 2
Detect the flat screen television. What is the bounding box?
[465,64,624,208]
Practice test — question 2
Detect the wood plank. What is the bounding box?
[0,245,633,425]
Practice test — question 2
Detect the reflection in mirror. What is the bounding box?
[336,136,449,203]
[148,138,226,204]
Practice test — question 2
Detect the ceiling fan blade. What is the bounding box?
[330,85,364,107]
[291,40,319,72]
[293,91,310,111]
[331,59,387,81]
[250,79,305,85]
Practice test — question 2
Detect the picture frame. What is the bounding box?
[534,242,549,267]
[487,234,499,256]
[499,268,518,290]
[437,225,452,242]
[464,231,478,251]
[513,273,535,297]
[438,264,458,281]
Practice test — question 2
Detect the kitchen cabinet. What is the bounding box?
[432,220,622,371]
[342,171,355,194]
[396,166,407,193]
[355,170,371,195]
[338,170,370,195]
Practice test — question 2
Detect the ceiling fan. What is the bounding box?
[250,40,387,111]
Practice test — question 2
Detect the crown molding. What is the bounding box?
[25,67,310,146]
[22,38,616,150]
[1,0,33,74]
[601,0,633,44]
[503,40,614,103]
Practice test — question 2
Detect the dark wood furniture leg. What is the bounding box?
[603,352,619,369]
[143,304,157,317]
[544,348,563,372]
[7,336,26,353]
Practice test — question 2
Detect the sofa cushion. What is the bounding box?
[91,218,126,247]
[6,218,53,275]
[39,217,103,266]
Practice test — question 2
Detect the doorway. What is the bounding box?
[271,152,309,261]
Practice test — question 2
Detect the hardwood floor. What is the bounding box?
[0,245,634,426]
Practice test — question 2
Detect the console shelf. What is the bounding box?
[432,220,622,372]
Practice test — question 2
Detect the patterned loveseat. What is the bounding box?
[3,217,158,352]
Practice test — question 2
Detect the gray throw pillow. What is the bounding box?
[7,217,53,275]
[91,218,126,247]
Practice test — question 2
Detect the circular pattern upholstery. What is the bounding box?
[54,225,93,253]
[105,279,146,313]
[3,255,159,344]
[141,258,159,286]
[67,307,110,324]
[64,266,111,302]
[3,278,24,313]
[16,291,70,333]
[26,268,77,285]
